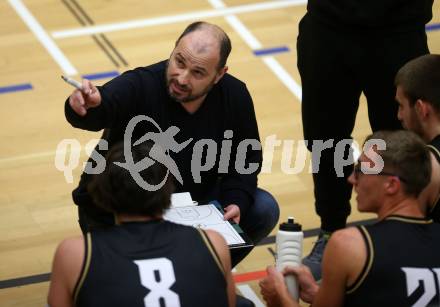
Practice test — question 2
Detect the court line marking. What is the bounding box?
[0,83,33,94]
[0,149,81,165]
[237,284,266,307]
[82,71,120,80]
[51,0,306,39]
[207,0,302,100]
[254,46,290,56]
[234,270,267,283]
[8,0,77,76]
[426,23,440,32]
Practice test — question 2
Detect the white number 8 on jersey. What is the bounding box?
[134,258,181,307]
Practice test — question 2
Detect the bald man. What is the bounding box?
[64,21,279,266]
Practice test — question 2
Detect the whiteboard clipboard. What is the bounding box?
[164,201,253,249]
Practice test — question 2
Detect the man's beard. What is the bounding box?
[408,111,424,138]
[167,79,215,103]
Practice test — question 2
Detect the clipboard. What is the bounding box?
[209,200,254,252]
[163,200,254,253]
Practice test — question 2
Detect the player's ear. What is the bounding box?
[415,99,429,118]
[385,176,400,195]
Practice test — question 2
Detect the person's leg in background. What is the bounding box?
[364,28,429,132]
[297,13,363,280]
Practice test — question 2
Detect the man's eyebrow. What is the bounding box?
[176,52,185,61]
[193,66,207,73]
[175,52,208,73]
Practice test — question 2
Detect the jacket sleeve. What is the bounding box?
[220,83,262,216]
[64,70,145,131]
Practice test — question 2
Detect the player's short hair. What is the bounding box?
[364,130,431,197]
[88,141,174,216]
[395,54,440,112]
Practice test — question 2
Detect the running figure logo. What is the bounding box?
[115,115,192,191]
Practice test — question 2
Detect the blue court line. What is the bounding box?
[426,23,440,32]
[81,71,119,80]
[253,46,290,56]
[0,83,33,94]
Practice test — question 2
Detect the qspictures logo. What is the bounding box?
[54,115,386,191]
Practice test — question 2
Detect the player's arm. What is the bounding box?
[311,227,366,307]
[65,70,143,131]
[47,236,84,307]
[205,229,236,307]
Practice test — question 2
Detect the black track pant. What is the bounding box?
[297,13,429,231]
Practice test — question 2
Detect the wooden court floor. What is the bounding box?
[1,0,440,306]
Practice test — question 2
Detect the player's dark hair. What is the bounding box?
[395,54,440,112]
[88,141,174,217]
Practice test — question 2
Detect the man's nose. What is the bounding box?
[177,70,190,85]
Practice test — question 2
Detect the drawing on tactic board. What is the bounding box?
[164,204,245,245]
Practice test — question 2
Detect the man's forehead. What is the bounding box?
[175,38,220,69]
[180,30,219,52]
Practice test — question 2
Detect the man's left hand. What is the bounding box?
[223,204,240,223]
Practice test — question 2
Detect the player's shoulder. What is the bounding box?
[53,235,85,274]
[56,235,84,255]
[328,227,364,252]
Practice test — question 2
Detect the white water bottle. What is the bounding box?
[276,217,303,301]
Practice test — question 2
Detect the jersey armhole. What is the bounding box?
[427,145,440,215]
[197,229,226,277]
[73,232,92,305]
[427,144,440,163]
[426,145,440,213]
[346,226,373,294]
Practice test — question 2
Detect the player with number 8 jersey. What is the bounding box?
[47,142,235,307]
[74,221,229,307]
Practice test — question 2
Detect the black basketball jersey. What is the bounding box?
[73,220,228,307]
[427,135,440,223]
[345,216,440,307]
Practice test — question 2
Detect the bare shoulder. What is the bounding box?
[326,227,365,264]
[55,236,84,259]
[418,152,440,208]
[429,152,440,182]
[204,229,230,268]
[313,228,365,307]
[329,227,363,248]
[50,235,86,296]
[53,235,85,280]
[326,227,367,286]
[204,229,228,252]
[203,229,235,307]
